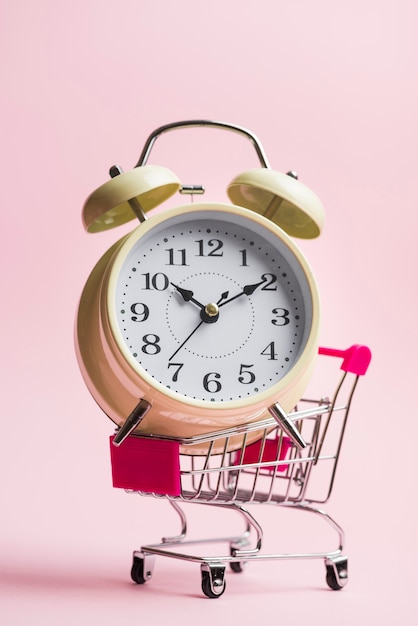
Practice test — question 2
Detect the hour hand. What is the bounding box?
[171,282,204,309]
[218,278,266,307]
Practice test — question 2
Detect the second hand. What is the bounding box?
[168,319,203,362]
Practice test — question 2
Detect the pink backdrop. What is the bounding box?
[1,0,417,622]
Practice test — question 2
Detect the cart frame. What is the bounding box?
[110,345,371,597]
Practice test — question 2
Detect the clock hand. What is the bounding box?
[218,278,266,308]
[168,319,203,361]
[171,282,205,310]
[168,293,228,361]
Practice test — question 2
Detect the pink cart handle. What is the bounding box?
[318,345,372,376]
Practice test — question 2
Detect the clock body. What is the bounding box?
[75,201,320,451]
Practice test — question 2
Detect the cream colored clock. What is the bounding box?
[75,121,324,452]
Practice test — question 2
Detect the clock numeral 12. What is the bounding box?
[195,239,224,257]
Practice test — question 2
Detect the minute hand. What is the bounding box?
[218,279,266,308]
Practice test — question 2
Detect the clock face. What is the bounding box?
[108,204,315,407]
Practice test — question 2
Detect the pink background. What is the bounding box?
[1,0,417,622]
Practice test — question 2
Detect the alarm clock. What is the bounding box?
[75,120,324,453]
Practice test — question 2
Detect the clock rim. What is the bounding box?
[104,201,320,415]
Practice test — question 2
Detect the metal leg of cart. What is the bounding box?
[130,500,252,598]
[130,499,348,597]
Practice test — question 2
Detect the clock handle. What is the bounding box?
[134,119,272,169]
[112,399,152,447]
[268,403,307,450]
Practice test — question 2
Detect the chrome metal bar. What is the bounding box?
[135,544,344,565]
[230,432,248,500]
[108,164,147,223]
[162,500,187,544]
[212,438,230,499]
[247,429,268,502]
[282,502,345,554]
[313,373,348,463]
[129,402,335,448]
[181,454,337,477]
[134,120,271,169]
[193,439,215,499]
[310,376,360,503]
[227,504,263,556]
[137,501,344,564]
[179,184,205,194]
[281,441,301,503]
[297,414,323,501]
[269,402,307,449]
[112,399,151,446]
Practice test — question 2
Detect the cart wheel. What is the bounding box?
[229,542,249,573]
[131,552,155,585]
[230,561,244,573]
[325,557,348,591]
[229,548,245,573]
[201,564,226,598]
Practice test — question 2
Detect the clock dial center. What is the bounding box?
[205,303,218,317]
[201,301,219,323]
[166,272,256,359]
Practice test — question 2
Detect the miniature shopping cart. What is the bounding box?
[109,344,371,598]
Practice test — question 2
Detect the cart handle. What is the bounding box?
[318,345,371,376]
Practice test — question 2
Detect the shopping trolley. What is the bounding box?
[109,344,371,598]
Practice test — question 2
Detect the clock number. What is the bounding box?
[272,307,290,326]
[142,272,169,290]
[168,362,184,382]
[261,341,278,360]
[166,248,188,266]
[203,372,222,393]
[130,302,150,322]
[141,334,161,355]
[238,363,255,384]
[261,273,277,290]
[195,239,224,257]
[239,249,249,266]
